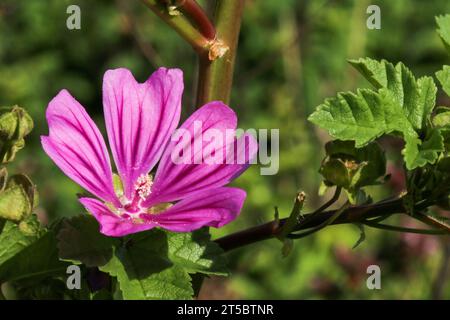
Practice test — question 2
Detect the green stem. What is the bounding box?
[140,0,210,54]
[288,201,350,239]
[196,0,245,106]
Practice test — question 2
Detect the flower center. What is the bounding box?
[135,174,153,200]
[110,174,172,222]
[120,174,153,214]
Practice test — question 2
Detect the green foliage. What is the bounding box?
[0,224,67,285]
[0,215,44,266]
[348,59,436,130]
[309,58,445,170]
[57,215,119,267]
[53,215,228,299]
[97,228,227,300]
[436,65,450,95]
[436,14,450,51]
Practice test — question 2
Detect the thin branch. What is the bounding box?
[181,0,216,40]
[362,219,449,235]
[214,197,436,252]
[314,187,342,213]
[140,0,210,54]
[413,211,450,233]
[288,201,350,239]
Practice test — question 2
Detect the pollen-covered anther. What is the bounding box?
[135,174,153,200]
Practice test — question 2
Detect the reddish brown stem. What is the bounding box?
[182,0,216,40]
[215,198,408,252]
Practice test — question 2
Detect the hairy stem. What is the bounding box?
[196,0,245,106]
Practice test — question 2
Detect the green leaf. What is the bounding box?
[403,128,445,169]
[348,58,387,89]
[0,174,37,222]
[56,215,120,267]
[417,76,437,125]
[99,230,192,300]
[348,58,436,130]
[310,58,442,169]
[309,88,416,147]
[0,230,69,285]
[433,110,450,128]
[436,14,450,52]
[100,228,228,300]
[309,88,426,169]
[352,223,366,249]
[436,65,450,96]
[0,215,44,266]
[167,228,228,276]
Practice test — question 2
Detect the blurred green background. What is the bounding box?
[1,0,450,299]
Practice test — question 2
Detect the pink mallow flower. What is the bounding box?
[41,68,257,237]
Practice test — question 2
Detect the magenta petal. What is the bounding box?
[145,101,258,205]
[144,187,246,232]
[79,197,156,237]
[103,67,183,199]
[41,90,119,206]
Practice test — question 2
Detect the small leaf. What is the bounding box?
[436,14,450,52]
[403,128,444,169]
[436,65,450,96]
[417,76,437,126]
[0,215,44,266]
[56,215,120,267]
[433,109,450,128]
[277,192,306,240]
[352,223,366,249]
[281,238,294,258]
